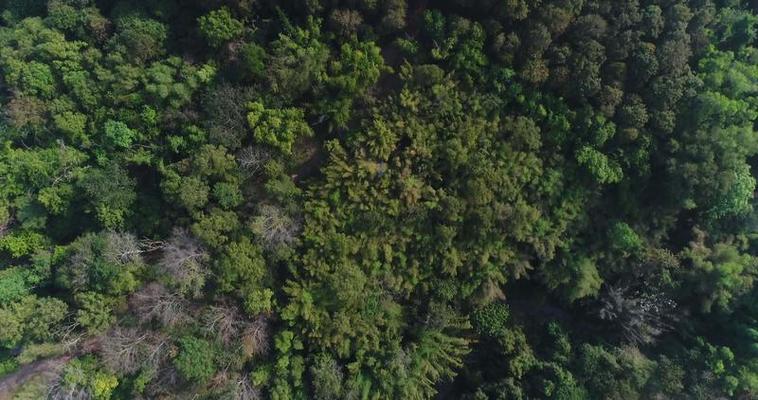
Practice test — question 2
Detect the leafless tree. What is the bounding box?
[250,205,300,250]
[129,282,188,328]
[599,285,676,345]
[202,304,243,345]
[240,315,271,357]
[159,228,209,296]
[229,375,261,400]
[203,84,256,150]
[52,320,86,353]
[145,366,181,398]
[102,231,143,265]
[237,146,271,177]
[100,327,150,374]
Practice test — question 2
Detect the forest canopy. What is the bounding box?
[0,0,757,399]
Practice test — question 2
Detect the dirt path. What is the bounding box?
[0,337,100,400]
[0,355,71,400]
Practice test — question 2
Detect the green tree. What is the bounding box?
[198,7,244,48]
[247,101,313,154]
[174,336,217,383]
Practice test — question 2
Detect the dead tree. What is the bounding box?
[599,285,676,345]
[129,282,188,328]
[103,231,143,265]
[99,327,149,375]
[250,205,300,250]
[241,315,271,358]
[158,228,209,296]
[202,304,243,345]
[237,146,271,177]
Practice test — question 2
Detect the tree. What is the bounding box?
[329,9,363,37]
[599,285,676,345]
[680,234,756,314]
[57,232,140,295]
[129,282,188,327]
[198,7,245,48]
[75,291,115,334]
[0,295,67,349]
[174,336,217,383]
[309,354,344,399]
[268,17,328,100]
[215,237,267,298]
[203,84,256,150]
[110,15,167,63]
[158,228,209,297]
[76,162,137,229]
[250,204,300,250]
[100,327,152,374]
[103,120,137,149]
[246,101,313,154]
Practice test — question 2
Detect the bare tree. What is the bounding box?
[159,228,209,296]
[100,327,149,374]
[102,231,143,265]
[599,285,676,345]
[250,205,300,250]
[203,84,256,150]
[145,366,181,398]
[237,146,271,177]
[202,304,243,345]
[229,375,261,400]
[129,282,188,328]
[240,315,271,357]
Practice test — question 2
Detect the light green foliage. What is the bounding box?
[175,336,217,383]
[268,17,328,99]
[52,356,118,400]
[319,40,386,127]
[0,267,30,303]
[240,42,267,78]
[103,120,137,148]
[212,181,243,209]
[53,111,89,145]
[198,7,244,48]
[75,292,115,334]
[16,342,65,365]
[543,255,602,302]
[681,236,756,313]
[0,2,756,400]
[577,345,656,400]
[0,231,47,258]
[143,57,215,109]
[19,61,56,98]
[191,208,240,248]
[310,354,344,400]
[576,146,623,184]
[0,145,87,218]
[216,237,267,295]
[245,288,275,315]
[609,222,643,256]
[247,101,313,153]
[472,303,510,337]
[0,295,67,349]
[711,163,756,218]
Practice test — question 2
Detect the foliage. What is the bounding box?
[198,7,244,48]
[0,2,757,400]
[174,336,217,383]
